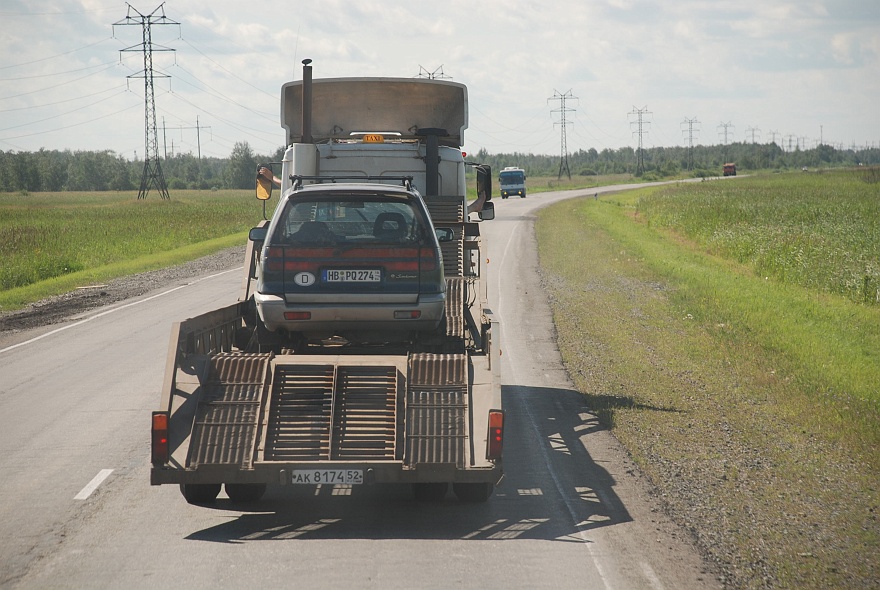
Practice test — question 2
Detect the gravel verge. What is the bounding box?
[0,245,246,334]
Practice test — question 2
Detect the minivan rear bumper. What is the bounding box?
[255,292,446,333]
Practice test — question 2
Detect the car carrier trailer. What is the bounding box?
[150,62,504,504]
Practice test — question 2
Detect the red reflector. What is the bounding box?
[394,310,421,319]
[487,409,504,460]
[151,411,169,465]
[284,311,311,320]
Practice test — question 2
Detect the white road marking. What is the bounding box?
[74,469,114,500]
[641,561,666,590]
[0,267,242,355]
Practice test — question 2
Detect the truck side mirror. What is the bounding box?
[478,201,495,221]
[256,176,272,201]
[476,164,492,202]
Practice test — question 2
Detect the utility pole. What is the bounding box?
[114,4,179,200]
[681,117,700,171]
[629,106,651,175]
[548,89,577,180]
[174,116,211,161]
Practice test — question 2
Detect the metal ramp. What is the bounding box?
[404,353,468,468]
[261,360,402,462]
[185,353,270,468]
[184,353,471,470]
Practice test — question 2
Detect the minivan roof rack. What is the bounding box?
[290,175,413,191]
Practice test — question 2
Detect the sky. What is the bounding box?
[1,0,878,160]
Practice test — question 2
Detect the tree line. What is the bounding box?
[1,140,877,193]
[472,142,880,181]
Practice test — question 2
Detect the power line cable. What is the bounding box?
[0,89,126,132]
[0,38,114,70]
[177,37,276,100]
[0,63,122,101]
[169,63,275,121]
[0,60,119,81]
[0,84,125,113]
[0,101,142,142]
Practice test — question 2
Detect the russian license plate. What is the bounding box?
[323,269,381,282]
[290,469,364,485]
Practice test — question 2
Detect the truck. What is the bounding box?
[150,61,504,505]
[498,166,526,198]
[723,163,737,176]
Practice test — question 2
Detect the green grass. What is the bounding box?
[536,172,879,588]
[637,171,880,304]
[0,189,266,311]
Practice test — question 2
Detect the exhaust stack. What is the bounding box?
[301,59,313,144]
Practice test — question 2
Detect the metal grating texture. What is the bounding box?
[187,353,270,468]
[333,366,399,459]
[425,196,465,277]
[445,277,465,338]
[405,353,468,468]
[264,363,399,461]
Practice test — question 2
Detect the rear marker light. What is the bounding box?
[151,412,169,465]
[284,311,311,320]
[394,310,421,319]
[487,409,504,460]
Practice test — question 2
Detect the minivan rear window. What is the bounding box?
[271,197,423,246]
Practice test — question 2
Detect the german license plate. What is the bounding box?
[290,469,364,485]
[322,269,381,282]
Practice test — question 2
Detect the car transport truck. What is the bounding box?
[150,61,504,505]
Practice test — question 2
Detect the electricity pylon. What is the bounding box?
[548,89,577,180]
[114,4,179,199]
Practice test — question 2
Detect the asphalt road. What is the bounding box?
[0,184,721,589]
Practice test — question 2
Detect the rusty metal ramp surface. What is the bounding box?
[186,353,270,468]
[405,353,468,468]
[262,357,403,462]
[426,195,465,277]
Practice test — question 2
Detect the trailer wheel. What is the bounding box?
[453,482,494,503]
[412,482,448,502]
[225,483,267,503]
[179,483,221,504]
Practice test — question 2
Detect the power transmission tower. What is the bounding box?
[745,126,761,143]
[768,129,780,146]
[629,106,651,175]
[548,89,577,179]
[717,121,734,145]
[114,4,179,200]
[416,65,451,79]
[681,116,700,171]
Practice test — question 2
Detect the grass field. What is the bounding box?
[537,170,879,588]
[0,189,267,311]
[637,170,880,305]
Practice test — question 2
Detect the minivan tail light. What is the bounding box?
[151,412,169,465]
[487,409,504,460]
